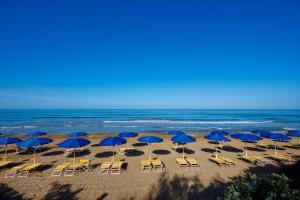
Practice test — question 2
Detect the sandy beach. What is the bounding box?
[1,132,299,200]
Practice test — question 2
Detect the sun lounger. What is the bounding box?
[79,159,91,172]
[218,156,236,167]
[240,155,259,165]
[51,162,72,176]
[120,147,136,153]
[172,144,184,152]
[270,154,296,164]
[249,156,266,165]
[5,163,32,178]
[18,163,42,178]
[0,160,12,168]
[111,161,123,175]
[141,160,152,172]
[176,158,190,168]
[209,157,227,167]
[151,159,163,172]
[64,163,85,176]
[185,157,201,168]
[64,147,87,155]
[99,161,112,175]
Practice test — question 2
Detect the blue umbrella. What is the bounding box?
[118,132,138,149]
[59,138,90,163]
[17,138,53,163]
[26,131,47,137]
[138,136,163,160]
[263,133,291,155]
[168,130,186,136]
[99,136,127,162]
[68,132,87,138]
[171,134,196,158]
[0,137,22,161]
[287,130,300,144]
[231,133,262,156]
[210,130,229,136]
[251,129,271,137]
[205,134,231,158]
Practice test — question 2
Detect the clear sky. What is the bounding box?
[0,0,299,109]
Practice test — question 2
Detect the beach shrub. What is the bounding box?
[220,173,300,200]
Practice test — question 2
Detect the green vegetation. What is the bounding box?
[219,173,300,200]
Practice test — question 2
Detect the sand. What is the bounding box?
[0,133,299,200]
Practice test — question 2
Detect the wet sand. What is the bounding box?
[0,133,299,200]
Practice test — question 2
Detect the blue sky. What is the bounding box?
[0,0,299,109]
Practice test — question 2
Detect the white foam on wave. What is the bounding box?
[103,120,272,124]
[0,125,37,129]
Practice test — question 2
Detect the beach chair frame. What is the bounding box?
[99,162,112,175]
[18,163,42,178]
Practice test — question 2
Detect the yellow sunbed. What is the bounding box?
[0,160,12,168]
[240,155,258,164]
[99,161,112,175]
[18,163,42,178]
[111,161,123,175]
[5,163,32,178]
[185,157,201,168]
[79,159,91,172]
[249,156,266,165]
[64,163,84,176]
[176,158,190,168]
[151,159,163,172]
[219,156,236,167]
[172,144,184,151]
[119,147,136,153]
[64,147,87,155]
[209,157,227,167]
[141,160,152,172]
[270,154,296,164]
[51,162,72,177]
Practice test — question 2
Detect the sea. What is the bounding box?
[0,109,299,135]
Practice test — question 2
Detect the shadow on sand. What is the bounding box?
[0,183,27,200]
[43,181,83,200]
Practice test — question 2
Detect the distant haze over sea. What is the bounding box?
[0,109,299,135]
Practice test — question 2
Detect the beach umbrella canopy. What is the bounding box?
[118,132,139,138]
[171,134,196,158]
[266,133,291,142]
[26,131,47,137]
[59,138,90,163]
[59,138,90,148]
[287,130,300,137]
[99,136,127,162]
[17,138,53,164]
[68,132,87,138]
[100,136,127,146]
[0,137,22,145]
[138,136,163,160]
[210,130,229,136]
[231,133,262,156]
[138,136,163,143]
[251,130,271,137]
[204,134,231,142]
[0,137,22,161]
[168,130,186,136]
[231,133,262,142]
[171,134,196,144]
[262,133,291,156]
[205,134,230,158]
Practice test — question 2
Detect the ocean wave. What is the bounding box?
[103,120,272,124]
[0,125,37,129]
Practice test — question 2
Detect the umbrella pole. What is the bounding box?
[245,142,248,157]
[34,147,37,164]
[73,148,75,164]
[274,141,277,156]
[112,145,115,163]
[4,144,8,161]
[182,144,185,159]
[215,143,218,158]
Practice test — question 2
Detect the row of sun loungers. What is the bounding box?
[140,159,164,172]
[99,161,123,175]
[209,156,236,167]
[176,157,201,169]
[5,162,42,178]
[51,159,91,176]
